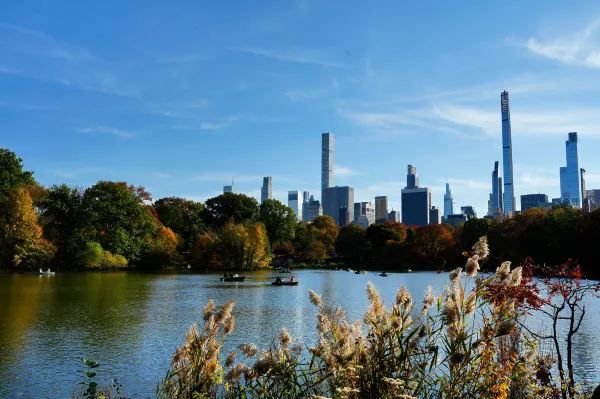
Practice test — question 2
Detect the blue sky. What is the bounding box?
[2,1,600,214]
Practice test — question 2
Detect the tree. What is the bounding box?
[335,224,369,262]
[413,224,455,267]
[0,187,55,269]
[204,193,259,228]
[459,218,489,251]
[141,226,181,269]
[0,148,35,199]
[366,222,408,250]
[259,199,296,245]
[39,184,92,269]
[82,181,156,262]
[80,241,128,269]
[310,216,339,252]
[153,197,205,249]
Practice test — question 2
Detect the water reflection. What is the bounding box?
[0,270,598,398]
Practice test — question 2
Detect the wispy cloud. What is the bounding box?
[233,47,347,68]
[78,126,137,139]
[284,88,327,100]
[0,22,97,62]
[335,165,362,177]
[517,17,600,69]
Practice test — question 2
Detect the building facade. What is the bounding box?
[520,194,549,211]
[223,184,234,194]
[388,210,401,222]
[375,196,389,223]
[323,186,354,227]
[354,202,376,228]
[430,206,441,225]
[401,165,431,226]
[261,176,272,203]
[321,132,334,200]
[303,194,323,222]
[288,190,302,221]
[501,91,516,216]
[488,161,503,217]
[559,132,581,207]
[443,182,455,218]
[460,206,477,220]
[586,189,600,212]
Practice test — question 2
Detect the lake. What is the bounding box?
[1,270,599,398]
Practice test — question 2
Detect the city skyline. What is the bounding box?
[3,2,600,214]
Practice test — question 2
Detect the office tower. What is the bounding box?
[303,195,323,222]
[406,164,419,188]
[354,202,375,228]
[586,189,600,212]
[559,132,581,207]
[261,176,272,204]
[501,91,515,216]
[288,190,302,221]
[581,169,591,213]
[223,184,234,194]
[322,186,354,226]
[401,164,431,226]
[303,191,310,203]
[487,161,503,217]
[443,183,455,218]
[460,206,477,220]
[375,196,389,223]
[445,214,468,227]
[388,210,401,222]
[429,206,441,225]
[322,133,334,198]
[520,194,549,211]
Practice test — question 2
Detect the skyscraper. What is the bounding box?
[303,194,323,222]
[500,91,515,216]
[323,186,354,226]
[520,194,549,211]
[443,183,454,218]
[559,132,581,207]
[261,176,272,204]
[321,132,334,200]
[375,196,389,222]
[430,206,441,225]
[354,202,375,228]
[487,161,503,217]
[401,165,431,226]
[406,164,419,189]
[288,190,302,221]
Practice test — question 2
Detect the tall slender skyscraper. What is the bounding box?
[500,91,515,216]
[321,132,334,200]
[559,132,581,207]
[487,161,503,217]
[375,196,389,222]
[260,176,272,204]
[406,164,419,189]
[443,182,454,218]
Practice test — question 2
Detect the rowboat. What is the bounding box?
[39,268,55,275]
[220,274,245,282]
[272,277,299,286]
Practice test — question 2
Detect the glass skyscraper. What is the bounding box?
[487,161,503,217]
[500,91,515,216]
[443,182,454,218]
[559,132,580,207]
[321,132,334,199]
[260,176,272,204]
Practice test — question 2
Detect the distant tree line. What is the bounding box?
[1,148,599,277]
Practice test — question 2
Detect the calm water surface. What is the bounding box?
[1,270,599,398]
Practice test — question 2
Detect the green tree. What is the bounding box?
[365,222,408,250]
[459,218,489,252]
[82,181,156,262]
[80,241,128,269]
[0,148,35,199]
[204,193,259,227]
[259,199,296,245]
[39,184,92,269]
[0,187,55,269]
[335,224,369,262]
[153,197,205,249]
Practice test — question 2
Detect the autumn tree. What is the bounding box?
[413,224,456,267]
[153,197,205,251]
[0,187,55,269]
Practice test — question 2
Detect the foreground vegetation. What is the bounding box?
[1,147,600,280]
[76,238,600,399]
